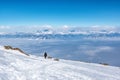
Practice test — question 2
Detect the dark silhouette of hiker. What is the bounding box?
[44,52,47,59]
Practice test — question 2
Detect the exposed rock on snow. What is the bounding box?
[4,45,29,56]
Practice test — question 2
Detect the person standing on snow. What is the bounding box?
[44,52,47,59]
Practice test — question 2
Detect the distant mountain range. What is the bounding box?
[0,28,120,40]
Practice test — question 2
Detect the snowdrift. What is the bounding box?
[0,46,120,80]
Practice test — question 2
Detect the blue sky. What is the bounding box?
[0,0,120,32]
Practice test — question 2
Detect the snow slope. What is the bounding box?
[0,46,120,80]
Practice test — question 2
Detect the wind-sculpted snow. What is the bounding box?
[0,46,120,80]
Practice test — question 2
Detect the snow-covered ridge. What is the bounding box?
[0,46,120,80]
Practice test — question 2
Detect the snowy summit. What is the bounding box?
[0,46,120,80]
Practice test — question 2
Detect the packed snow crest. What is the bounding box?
[0,46,120,80]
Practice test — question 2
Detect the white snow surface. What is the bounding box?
[0,46,120,80]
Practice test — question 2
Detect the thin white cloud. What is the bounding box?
[90,25,118,31]
[63,25,69,29]
[42,24,52,28]
[79,46,113,56]
[0,25,120,33]
[0,26,10,29]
